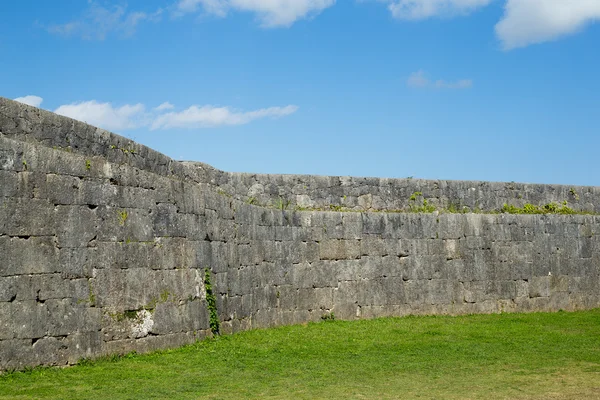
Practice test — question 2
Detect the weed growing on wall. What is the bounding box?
[569,188,580,201]
[321,312,335,321]
[204,268,220,336]
[501,201,577,215]
[274,196,291,211]
[117,210,128,226]
[408,192,437,213]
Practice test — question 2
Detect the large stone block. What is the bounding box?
[0,198,55,236]
[0,236,60,276]
[319,239,360,260]
[0,169,18,197]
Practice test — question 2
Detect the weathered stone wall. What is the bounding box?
[0,132,217,370]
[1,97,599,370]
[185,166,600,214]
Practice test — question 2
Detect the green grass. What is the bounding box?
[2,310,600,399]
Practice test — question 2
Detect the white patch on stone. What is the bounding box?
[131,310,154,339]
[296,194,313,208]
[300,212,311,227]
[358,194,372,210]
[194,269,206,299]
[248,184,264,197]
[1,154,14,169]
[102,162,112,178]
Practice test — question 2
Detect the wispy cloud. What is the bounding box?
[154,102,175,111]
[55,101,148,131]
[151,105,299,129]
[48,1,162,40]
[175,0,228,17]
[44,0,600,50]
[407,70,472,89]
[17,96,298,131]
[495,0,600,50]
[380,0,600,50]
[386,0,492,20]
[14,95,44,108]
[174,0,336,27]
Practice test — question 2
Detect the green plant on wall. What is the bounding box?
[321,312,335,321]
[274,196,291,211]
[408,191,436,213]
[501,201,576,215]
[204,268,220,336]
[118,210,128,226]
[569,188,580,201]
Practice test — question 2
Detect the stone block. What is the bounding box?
[403,280,426,305]
[292,261,337,289]
[0,198,55,236]
[319,239,360,260]
[59,247,95,278]
[0,339,34,370]
[55,205,99,248]
[333,259,362,282]
[341,213,362,239]
[11,300,49,339]
[0,169,17,197]
[529,276,550,298]
[0,276,18,302]
[360,237,386,257]
[0,236,60,276]
[362,213,386,235]
[426,279,452,305]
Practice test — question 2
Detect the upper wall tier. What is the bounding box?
[2,97,599,214]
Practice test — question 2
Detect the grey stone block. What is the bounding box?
[319,239,360,260]
[1,236,60,276]
[530,276,550,298]
[55,206,99,248]
[0,170,18,197]
[0,198,55,236]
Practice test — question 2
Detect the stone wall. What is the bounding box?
[184,165,600,214]
[1,97,599,370]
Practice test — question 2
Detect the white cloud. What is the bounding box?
[151,104,298,129]
[381,0,600,49]
[55,101,147,130]
[175,0,335,27]
[14,95,44,108]
[407,70,472,89]
[495,0,600,50]
[48,99,297,131]
[48,1,162,40]
[387,0,492,20]
[407,70,429,87]
[176,0,228,17]
[154,102,175,111]
[434,79,472,89]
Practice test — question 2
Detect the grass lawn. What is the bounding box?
[1,310,599,399]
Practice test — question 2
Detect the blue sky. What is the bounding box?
[2,1,599,186]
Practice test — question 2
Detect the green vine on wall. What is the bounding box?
[204,268,220,336]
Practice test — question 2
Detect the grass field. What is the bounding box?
[1,310,599,399]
